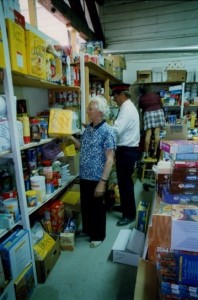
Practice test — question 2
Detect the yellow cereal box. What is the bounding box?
[25,30,46,79]
[0,28,5,68]
[48,109,79,136]
[6,19,27,74]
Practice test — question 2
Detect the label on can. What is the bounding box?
[46,181,54,194]
[26,190,38,207]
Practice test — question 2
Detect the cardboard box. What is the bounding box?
[104,57,113,74]
[137,70,152,83]
[136,201,150,233]
[6,18,27,74]
[134,259,159,300]
[110,229,145,267]
[160,140,198,154]
[0,229,32,281]
[25,30,46,79]
[110,55,126,69]
[14,263,35,300]
[112,67,123,81]
[35,235,61,283]
[165,124,188,140]
[167,70,187,82]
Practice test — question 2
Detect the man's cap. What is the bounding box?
[110,83,130,95]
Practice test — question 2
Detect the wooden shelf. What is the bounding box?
[28,175,78,215]
[134,81,185,85]
[0,71,80,91]
[85,61,122,83]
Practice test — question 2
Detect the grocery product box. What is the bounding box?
[14,263,35,300]
[112,67,123,81]
[110,55,126,69]
[35,235,60,283]
[0,229,32,280]
[0,28,5,68]
[6,19,27,74]
[136,201,150,233]
[171,206,198,254]
[48,109,80,136]
[104,57,113,74]
[25,30,46,79]
[165,124,188,140]
[162,186,198,205]
[60,232,75,251]
[167,70,187,82]
[0,213,15,229]
[60,184,81,213]
[136,70,152,83]
[160,140,198,154]
[109,229,145,267]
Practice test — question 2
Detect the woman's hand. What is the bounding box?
[94,181,107,198]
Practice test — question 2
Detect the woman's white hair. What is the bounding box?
[89,95,110,120]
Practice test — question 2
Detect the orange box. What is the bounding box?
[0,29,5,68]
[6,19,27,74]
[25,30,46,79]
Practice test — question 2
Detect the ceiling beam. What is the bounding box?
[68,0,88,26]
[85,0,105,46]
[38,0,96,41]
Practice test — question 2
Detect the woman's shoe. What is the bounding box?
[90,241,102,248]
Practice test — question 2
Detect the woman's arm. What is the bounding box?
[69,135,81,150]
[94,148,115,197]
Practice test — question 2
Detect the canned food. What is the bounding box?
[26,190,38,207]
[46,180,54,194]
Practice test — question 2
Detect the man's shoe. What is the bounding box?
[116,217,134,226]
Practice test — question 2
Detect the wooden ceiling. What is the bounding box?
[38,0,106,46]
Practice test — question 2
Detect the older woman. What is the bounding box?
[70,96,116,248]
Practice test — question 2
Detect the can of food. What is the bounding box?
[46,180,54,194]
[25,190,38,207]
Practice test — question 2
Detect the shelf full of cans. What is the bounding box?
[48,87,81,108]
[0,138,75,233]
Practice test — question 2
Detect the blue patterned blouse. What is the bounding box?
[79,121,116,181]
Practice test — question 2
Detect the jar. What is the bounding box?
[42,160,53,181]
[30,118,41,142]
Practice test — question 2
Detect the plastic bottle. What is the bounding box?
[18,114,31,144]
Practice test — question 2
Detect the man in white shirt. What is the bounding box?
[111,83,140,226]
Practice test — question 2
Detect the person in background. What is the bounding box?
[111,83,140,226]
[139,85,165,159]
[70,96,116,248]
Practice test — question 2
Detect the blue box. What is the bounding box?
[0,229,32,280]
[136,201,150,233]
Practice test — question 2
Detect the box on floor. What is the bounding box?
[35,235,61,283]
[14,263,35,300]
[109,229,145,267]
